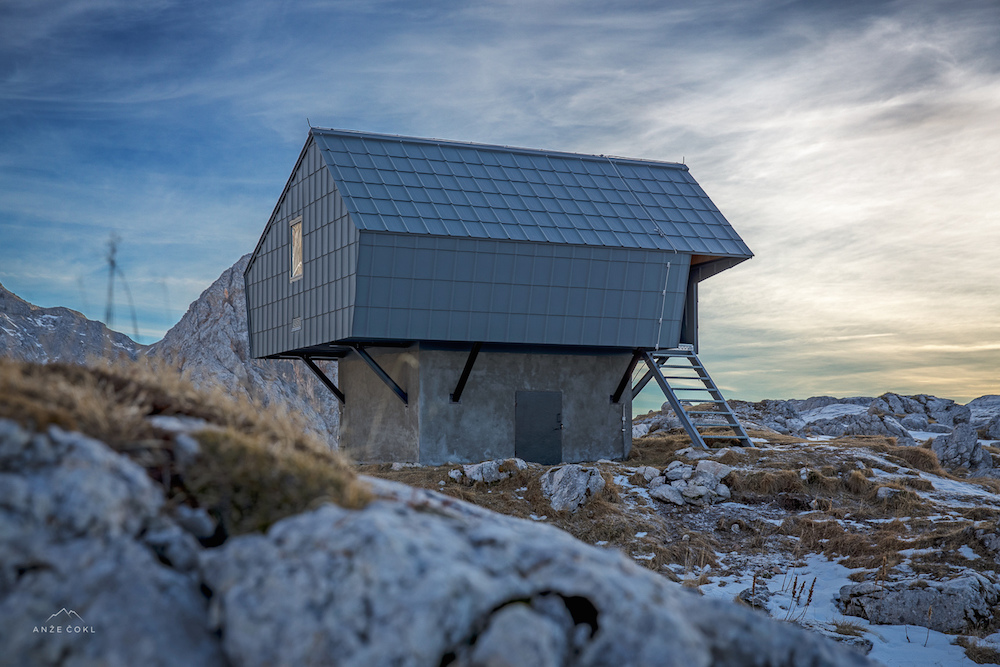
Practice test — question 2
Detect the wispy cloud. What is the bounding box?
[1,0,998,400]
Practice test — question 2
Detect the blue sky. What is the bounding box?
[2,0,999,409]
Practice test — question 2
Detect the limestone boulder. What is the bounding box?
[631,423,651,439]
[201,476,873,667]
[650,484,685,505]
[984,414,1000,440]
[540,464,605,512]
[838,574,1000,633]
[666,460,694,481]
[460,458,528,484]
[932,423,992,475]
[635,465,660,482]
[691,460,733,488]
[650,460,732,506]
[0,419,224,667]
[805,412,916,447]
[900,413,929,431]
[968,395,1000,429]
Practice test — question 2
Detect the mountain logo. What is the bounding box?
[33,608,95,635]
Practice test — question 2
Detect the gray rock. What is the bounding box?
[635,408,682,434]
[0,536,225,667]
[737,583,772,610]
[900,413,929,431]
[0,419,224,666]
[838,574,1000,633]
[925,423,952,433]
[0,424,163,541]
[201,477,873,667]
[146,255,342,448]
[666,461,694,481]
[984,414,1000,440]
[691,460,733,488]
[461,458,527,484]
[648,475,667,489]
[143,517,202,571]
[461,603,569,667]
[805,412,916,447]
[631,423,651,439]
[174,505,218,540]
[173,433,202,468]
[932,423,992,475]
[968,395,1000,429]
[875,486,903,502]
[540,464,605,512]
[975,527,1000,563]
[650,484,686,505]
[682,484,710,500]
[868,393,907,416]
[635,465,660,482]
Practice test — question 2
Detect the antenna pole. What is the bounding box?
[104,234,118,328]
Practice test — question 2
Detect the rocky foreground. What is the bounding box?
[0,412,869,666]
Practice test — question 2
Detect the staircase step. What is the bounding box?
[639,348,753,450]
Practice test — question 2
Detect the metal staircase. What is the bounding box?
[635,348,753,449]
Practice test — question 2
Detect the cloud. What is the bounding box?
[1,0,998,398]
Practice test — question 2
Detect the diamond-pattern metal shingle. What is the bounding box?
[311,128,752,257]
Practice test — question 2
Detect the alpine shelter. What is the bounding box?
[244,128,754,464]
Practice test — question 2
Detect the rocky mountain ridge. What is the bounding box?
[145,255,340,446]
[0,260,340,447]
[0,283,141,363]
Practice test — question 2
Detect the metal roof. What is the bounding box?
[310,128,752,257]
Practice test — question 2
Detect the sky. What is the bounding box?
[1,0,998,409]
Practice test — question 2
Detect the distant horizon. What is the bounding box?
[4,271,994,411]
[3,0,998,403]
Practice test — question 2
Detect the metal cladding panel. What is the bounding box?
[351,233,687,348]
[312,128,752,259]
[246,139,360,358]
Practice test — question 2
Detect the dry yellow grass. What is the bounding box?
[361,460,717,573]
[955,636,1000,664]
[0,358,367,537]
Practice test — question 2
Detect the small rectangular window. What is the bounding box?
[290,217,303,280]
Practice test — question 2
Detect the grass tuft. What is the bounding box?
[955,636,1000,664]
[0,358,367,537]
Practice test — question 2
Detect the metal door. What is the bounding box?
[515,391,562,464]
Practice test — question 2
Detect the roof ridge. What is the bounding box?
[309,127,688,170]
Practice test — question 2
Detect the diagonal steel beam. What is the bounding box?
[450,342,482,403]
[611,349,644,404]
[631,368,655,399]
[300,355,345,404]
[352,345,408,405]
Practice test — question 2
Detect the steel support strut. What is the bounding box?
[610,349,643,404]
[352,345,408,405]
[450,342,482,403]
[300,355,345,404]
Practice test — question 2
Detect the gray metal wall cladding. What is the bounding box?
[246,139,360,359]
[352,233,689,349]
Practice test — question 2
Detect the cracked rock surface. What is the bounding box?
[1,419,872,667]
[201,477,872,667]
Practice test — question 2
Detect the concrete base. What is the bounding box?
[340,344,633,465]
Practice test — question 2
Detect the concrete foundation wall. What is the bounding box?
[340,347,420,463]
[339,344,632,465]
